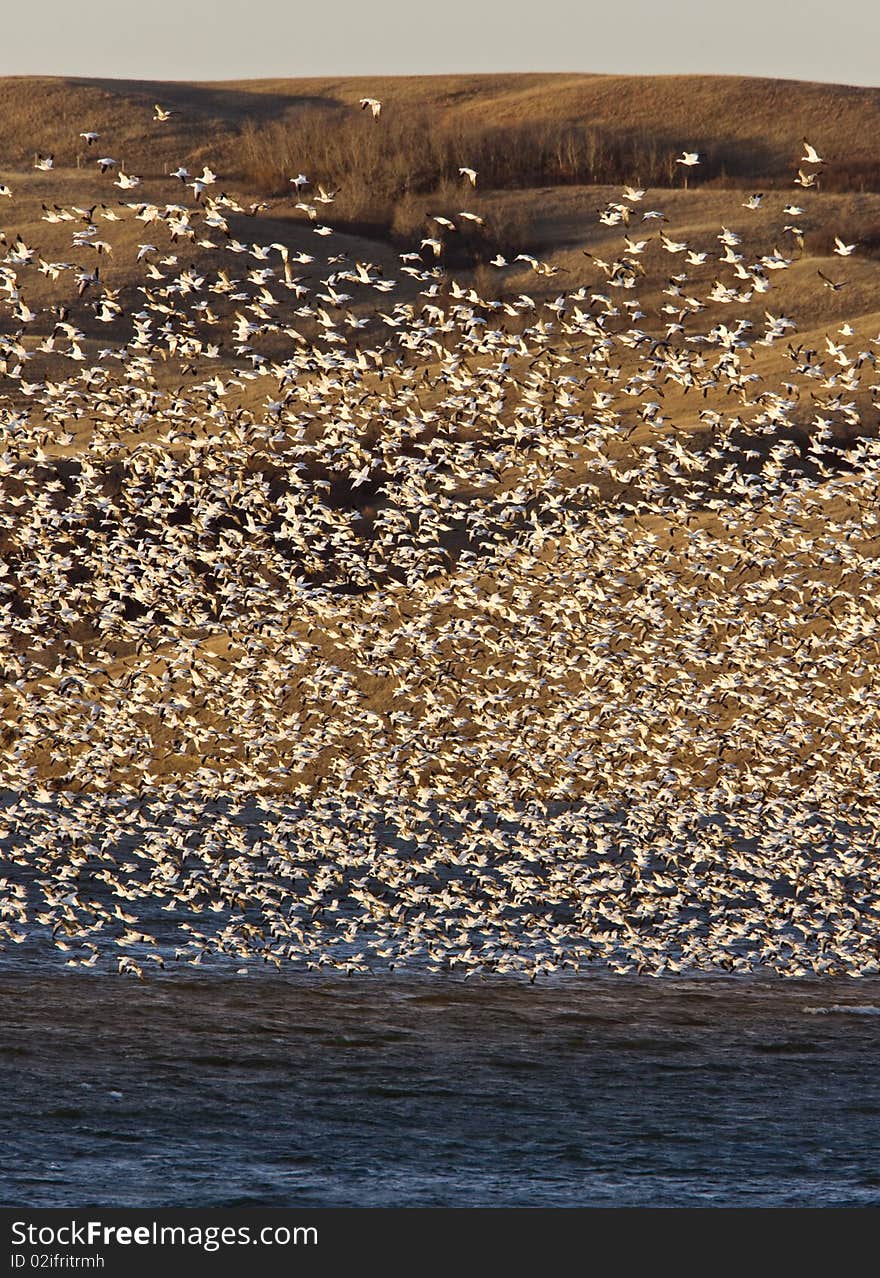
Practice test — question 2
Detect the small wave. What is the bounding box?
[803,1004,880,1016]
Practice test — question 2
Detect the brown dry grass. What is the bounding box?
[2,71,879,182]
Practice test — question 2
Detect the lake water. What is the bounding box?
[2,973,879,1208]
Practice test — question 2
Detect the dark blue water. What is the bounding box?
[1,974,878,1207]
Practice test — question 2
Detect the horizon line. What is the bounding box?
[0,68,878,91]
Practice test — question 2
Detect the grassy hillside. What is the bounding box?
[1,72,877,272]
[1,72,879,184]
[1,70,879,805]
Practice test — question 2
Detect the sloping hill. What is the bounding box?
[1,73,878,188]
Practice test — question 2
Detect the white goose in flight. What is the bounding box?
[795,168,818,188]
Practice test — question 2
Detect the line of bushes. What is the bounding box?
[238,108,725,202]
[237,105,880,212]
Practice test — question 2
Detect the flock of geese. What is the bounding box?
[0,98,878,979]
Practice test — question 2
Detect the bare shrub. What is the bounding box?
[237,108,706,211]
[810,218,880,259]
[390,192,427,241]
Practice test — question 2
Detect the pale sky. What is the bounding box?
[2,0,878,85]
